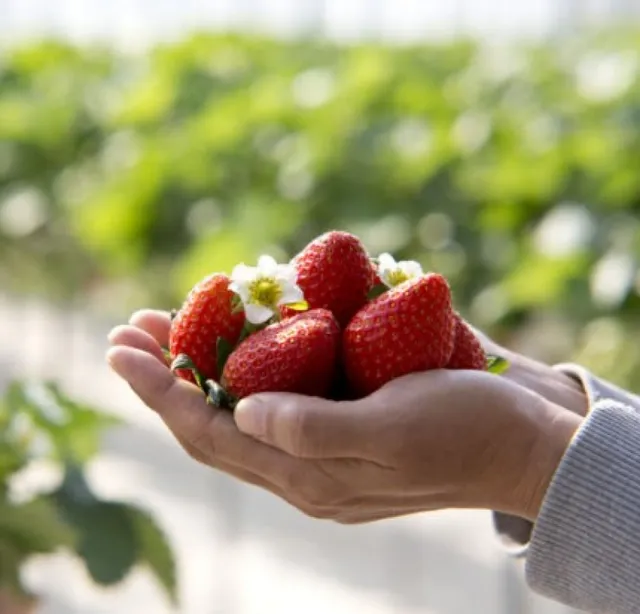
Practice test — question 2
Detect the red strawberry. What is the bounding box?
[222,309,340,400]
[446,314,487,370]
[169,273,245,383]
[343,274,455,397]
[282,231,375,327]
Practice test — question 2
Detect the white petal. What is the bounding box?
[274,263,298,284]
[377,253,397,270]
[258,255,278,276]
[229,281,251,303]
[401,260,423,278]
[244,303,274,325]
[231,263,258,285]
[278,282,305,305]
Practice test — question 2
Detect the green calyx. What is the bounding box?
[486,354,510,375]
[170,353,237,411]
[216,337,234,378]
[161,346,172,365]
[237,318,271,344]
[367,283,388,300]
[204,380,238,411]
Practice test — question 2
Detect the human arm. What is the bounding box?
[107,310,640,613]
[452,331,640,612]
[477,332,640,554]
[523,398,640,612]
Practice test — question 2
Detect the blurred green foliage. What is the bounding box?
[0,381,178,605]
[0,32,639,388]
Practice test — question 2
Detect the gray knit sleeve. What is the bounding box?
[493,365,640,554]
[526,400,640,613]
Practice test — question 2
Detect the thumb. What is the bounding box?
[234,393,369,459]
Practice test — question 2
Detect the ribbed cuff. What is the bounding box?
[555,363,640,411]
[491,363,595,555]
[526,400,640,613]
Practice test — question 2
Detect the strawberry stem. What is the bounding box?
[237,320,265,343]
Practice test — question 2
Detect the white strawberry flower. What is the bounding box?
[230,255,306,325]
[376,252,423,288]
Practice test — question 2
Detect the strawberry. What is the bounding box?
[282,231,375,327]
[169,273,245,383]
[221,309,340,401]
[343,274,455,397]
[446,314,487,371]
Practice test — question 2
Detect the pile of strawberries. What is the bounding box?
[167,231,505,409]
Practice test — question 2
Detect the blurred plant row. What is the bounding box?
[0,381,177,607]
[0,31,639,387]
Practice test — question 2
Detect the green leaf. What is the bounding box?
[0,498,76,556]
[161,346,172,364]
[284,300,309,312]
[4,380,119,464]
[216,337,234,378]
[51,465,137,586]
[125,506,178,605]
[79,503,138,586]
[46,383,121,462]
[486,355,510,375]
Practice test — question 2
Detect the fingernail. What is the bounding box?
[234,396,267,437]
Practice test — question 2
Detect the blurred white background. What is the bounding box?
[1,0,640,47]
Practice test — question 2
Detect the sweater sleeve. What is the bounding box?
[492,365,640,555]
[526,399,640,613]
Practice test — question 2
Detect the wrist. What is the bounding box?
[517,401,583,522]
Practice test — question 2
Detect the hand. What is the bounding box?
[107,310,581,524]
[471,326,588,417]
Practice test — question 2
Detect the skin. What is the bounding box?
[106,310,584,524]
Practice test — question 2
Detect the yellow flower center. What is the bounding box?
[248,277,282,307]
[387,269,411,287]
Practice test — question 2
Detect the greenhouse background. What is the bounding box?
[1,1,640,613]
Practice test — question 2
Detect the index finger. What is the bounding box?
[106,345,299,488]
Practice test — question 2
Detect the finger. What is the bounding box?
[234,392,377,460]
[129,309,172,347]
[106,346,304,489]
[336,505,431,525]
[209,459,341,521]
[108,325,166,364]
